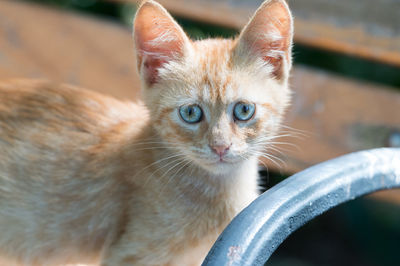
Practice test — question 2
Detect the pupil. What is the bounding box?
[242,105,249,113]
[188,107,193,116]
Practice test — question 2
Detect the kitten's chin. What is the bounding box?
[198,159,247,176]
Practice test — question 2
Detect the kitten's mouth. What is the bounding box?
[203,157,231,165]
[196,154,242,166]
[197,155,245,174]
[215,156,236,164]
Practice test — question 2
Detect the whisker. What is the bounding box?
[258,155,283,169]
[259,151,286,165]
[256,155,270,171]
[159,159,192,194]
[131,146,173,152]
[261,145,286,156]
[268,142,300,153]
[135,153,185,185]
[253,141,300,153]
[253,151,286,169]
[280,125,311,136]
[130,141,182,147]
[143,156,187,187]
[255,133,301,141]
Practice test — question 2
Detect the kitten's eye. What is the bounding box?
[179,104,203,124]
[233,102,256,121]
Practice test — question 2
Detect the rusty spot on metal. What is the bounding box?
[226,245,242,266]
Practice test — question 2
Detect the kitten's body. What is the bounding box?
[0,1,293,265]
[0,80,256,265]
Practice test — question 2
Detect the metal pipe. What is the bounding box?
[203,148,400,266]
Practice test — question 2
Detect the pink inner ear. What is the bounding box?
[138,40,183,85]
[134,1,187,86]
[142,57,164,85]
[137,35,184,85]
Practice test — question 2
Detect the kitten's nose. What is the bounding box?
[210,144,231,157]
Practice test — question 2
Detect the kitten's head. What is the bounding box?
[133,0,293,175]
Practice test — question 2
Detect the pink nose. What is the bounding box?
[210,144,231,157]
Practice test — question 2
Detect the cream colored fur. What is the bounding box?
[0,0,293,265]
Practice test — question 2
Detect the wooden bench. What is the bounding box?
[124,0,400,67]
[0,0,399,203]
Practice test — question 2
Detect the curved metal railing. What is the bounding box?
[203,148,400,266]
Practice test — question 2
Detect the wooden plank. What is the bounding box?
[115,0,400,67]
[368,189,400,205]
[0,0,399,203]
[0,0,141,101]
[277,67,400,172]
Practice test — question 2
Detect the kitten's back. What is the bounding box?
[0,79,147,265]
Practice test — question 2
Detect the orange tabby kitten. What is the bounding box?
[0,0,293,265]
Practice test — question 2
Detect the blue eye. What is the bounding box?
[179,104,203,124]
[233,102,256,121]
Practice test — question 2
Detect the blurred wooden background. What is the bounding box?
[0,0,399,203]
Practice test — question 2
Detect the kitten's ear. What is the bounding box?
[234,0,293,80]
[133,0,190,86]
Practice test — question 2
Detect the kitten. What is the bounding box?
[0,0,293,265]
